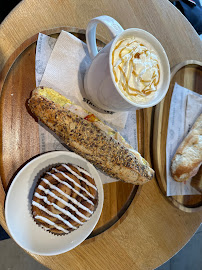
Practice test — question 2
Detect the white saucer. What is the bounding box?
[5,151,104,256]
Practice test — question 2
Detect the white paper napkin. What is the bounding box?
[35,33,57,87]
[38,31,128,128]
[166,83,202,196]
[35,31,138,184]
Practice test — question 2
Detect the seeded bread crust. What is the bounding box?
[171,113,202,182]
[28,87,154,185]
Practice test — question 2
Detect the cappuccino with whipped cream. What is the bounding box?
[85,16,170,111]
[112,37,160,104]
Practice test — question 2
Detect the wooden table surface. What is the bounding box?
[0,0,202,269]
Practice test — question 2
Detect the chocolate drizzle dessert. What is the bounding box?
[32,163,98,235]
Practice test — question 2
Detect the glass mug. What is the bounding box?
[84,15,170,112]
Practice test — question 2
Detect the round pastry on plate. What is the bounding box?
[5,151,103,255]
[32,163,98,235]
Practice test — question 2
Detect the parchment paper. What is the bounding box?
[166,83,202,196]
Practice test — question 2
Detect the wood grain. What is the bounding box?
[0,1,202,269]
[153,61,202,212]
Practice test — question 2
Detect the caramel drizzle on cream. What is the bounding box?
[112,39,160,98]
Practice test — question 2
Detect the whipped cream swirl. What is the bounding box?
[112,38,160,104]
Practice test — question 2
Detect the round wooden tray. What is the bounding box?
[153,60,202,212]
[0,27,144,237]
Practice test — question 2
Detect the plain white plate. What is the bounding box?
[5,151,104,256]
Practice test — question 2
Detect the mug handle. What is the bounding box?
[86,15,124,60]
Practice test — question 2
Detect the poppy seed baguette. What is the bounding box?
[28,87,154,185]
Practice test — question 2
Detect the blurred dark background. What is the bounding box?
[1,0,22,23]
[172,0,202,34]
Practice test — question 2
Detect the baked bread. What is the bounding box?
[171,113,202,182]
[32,163,98,235]
[28,87,154,185]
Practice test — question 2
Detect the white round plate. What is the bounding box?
[5,151,104,256]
